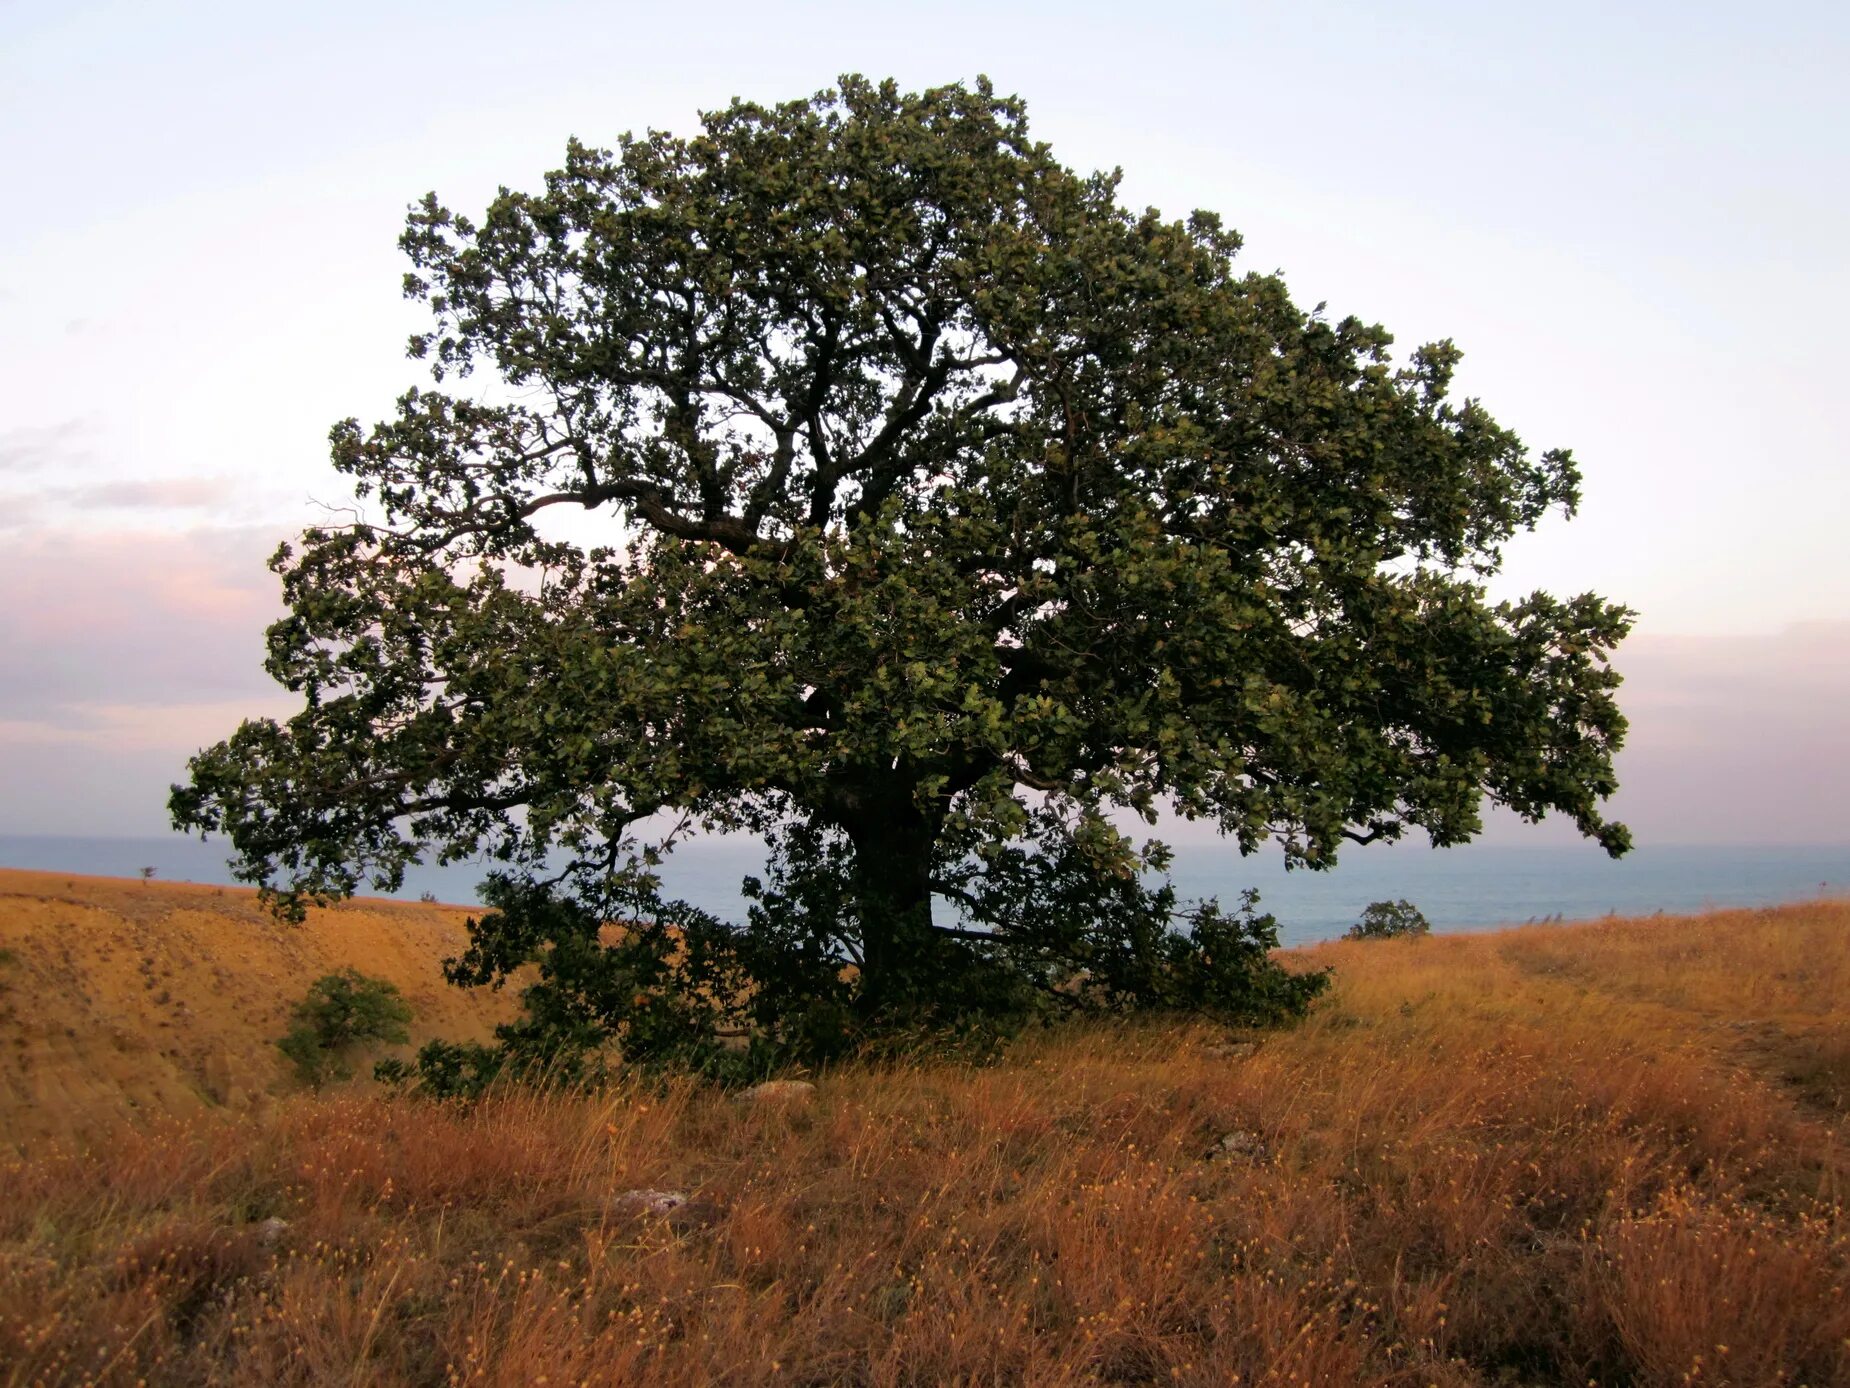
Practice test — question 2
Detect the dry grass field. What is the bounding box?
[1,878,1847,1386]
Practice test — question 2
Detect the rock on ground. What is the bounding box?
[740,1079,816,1103]
[604,1189,723,1231]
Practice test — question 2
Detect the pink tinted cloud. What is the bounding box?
[65,477,243,511]
[0,524,298,833]
[0,524,287,719]
[1598,623,1850,845]
[1,473,275,535]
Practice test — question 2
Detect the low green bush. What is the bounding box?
[277,968,414,1086]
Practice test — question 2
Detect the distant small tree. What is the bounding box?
[277,968,414,1086]
[1345,899,1432,941]
[138,866,156,883]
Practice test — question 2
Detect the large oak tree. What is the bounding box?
[174,76,1629,1068]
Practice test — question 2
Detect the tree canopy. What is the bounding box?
[173,75,1629,1071]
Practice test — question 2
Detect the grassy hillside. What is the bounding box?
[2,882,1847,1385]
[0,870,517,1145]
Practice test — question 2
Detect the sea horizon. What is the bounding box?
[4,832,1845,948]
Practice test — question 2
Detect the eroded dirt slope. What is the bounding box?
[0,870,515,1146]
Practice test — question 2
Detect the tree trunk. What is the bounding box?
[842,790,940,1016]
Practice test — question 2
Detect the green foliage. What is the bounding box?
[176,75,1628,1078]
[400,841,1328,1087]
[276,968,414,1086]
[375,1039,505,1098]
[1345,899,1433,941]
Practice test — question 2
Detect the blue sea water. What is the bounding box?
[3,833,1844,947]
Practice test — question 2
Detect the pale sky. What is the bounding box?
[1,0,1845,844]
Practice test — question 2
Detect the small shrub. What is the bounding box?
[277,968,414,1086]
[1344,899,1432,941]
[376,1038,508,1097]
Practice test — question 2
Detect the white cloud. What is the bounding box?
[0,419,90,474]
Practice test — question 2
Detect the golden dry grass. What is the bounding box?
[0,870,517,1146]
[2,885,1848,1385]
